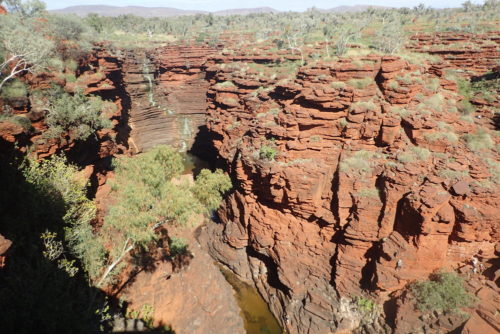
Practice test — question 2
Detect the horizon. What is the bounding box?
[45,0,485,11]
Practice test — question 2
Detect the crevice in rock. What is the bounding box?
[329,229,344,297]
[359,241,381,290]
[246,246,291,297]
[393,195,420,240]
[374,68,388,102]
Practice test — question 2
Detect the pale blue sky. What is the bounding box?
[45,0,482,11]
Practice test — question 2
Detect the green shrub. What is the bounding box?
[340,150,381,175]
[44,91,112,141]
[339,117,348,128]
[459,100,475,114]
[391,107,411,118]
[217,80,236,88]
[47,57,65,72]
[0,79,28,100]
[484,158,500,184]
[65,73,77,83]
[168,237,188,257]
[396,74,413,85]
[437,169,469,181]
[427,78,441,93]
[223,97,239,106]
[423,93,444,109]
[397,146,431,163]
[310,135,322,142]
[0,108,32,130]
[23,155,104,279]
[65,59,79,71]
[331,81,347,89]
[373,20,405,54]
[192,168,232,211]
[463,129,494,151]
[387,81,400,89]
[424,131,459,143]
[48,14,88,42]
[454,77,476,114]
[355,296,376,313]
[412,272,473,312]
[348,77,373,89]
[260,145,277,161]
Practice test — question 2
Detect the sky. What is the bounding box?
[44,0,483,11]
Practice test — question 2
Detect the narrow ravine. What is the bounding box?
[115,46,284,333]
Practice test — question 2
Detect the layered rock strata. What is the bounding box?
[203,53,500,333]
[123,46,216,153]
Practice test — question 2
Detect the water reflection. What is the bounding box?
[220,267,283,334]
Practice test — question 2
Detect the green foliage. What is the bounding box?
[347,77,373,89]
[437,169,469,181]
[192,168,232,211]
[463,129,494,151]
[0,153,107,333]
[422,93,445,109]
[424,131,459,143]
[340,150,382,176]
[330,81,347,89]
[97,146,231,285]
[2,0,46,18]
[259,145,277,161]
[0,107,32,130]
[44,90,112,141]
[217,80,236,88]
[397,146,431,163]
[452,76,476,114]
[339,117,349,128]
[0,78,27,99]
[65,73,77,82]
[126,303,155,329]
[355,296,376,314]
[350,101,376,111]
[412,272,473,312]
[23,155,104,279]
[47,14,88,42]
[374,20,405,54]
[0,14,55,90]
[65,59,79,71]
[168,236,188,257]
[310,135,322,142]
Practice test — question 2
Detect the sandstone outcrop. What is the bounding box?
[203,49,499,333]
[408,31,500,76]
[2,31,498,333]
[123,45,217,153]
[120,226,246,334]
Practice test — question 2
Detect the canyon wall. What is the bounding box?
[0,45,246,334]
[202,36,500,333]
[1,31,498,334]
[123,45,217,153]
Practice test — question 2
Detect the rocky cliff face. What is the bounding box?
[0,44,246,334]
[1,32,498,334]
[202,41,499,333]
[408,31,500,76]
[123,45,216,153]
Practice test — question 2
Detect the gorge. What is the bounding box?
[0,6,499,334]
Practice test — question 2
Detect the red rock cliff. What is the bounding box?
[202,49,499,333]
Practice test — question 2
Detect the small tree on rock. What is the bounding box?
[0,14,54,92]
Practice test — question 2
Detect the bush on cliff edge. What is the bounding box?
[411,272,473,313]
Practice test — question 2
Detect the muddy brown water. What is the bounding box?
[184,153,283,334]
[220,267,283,334]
